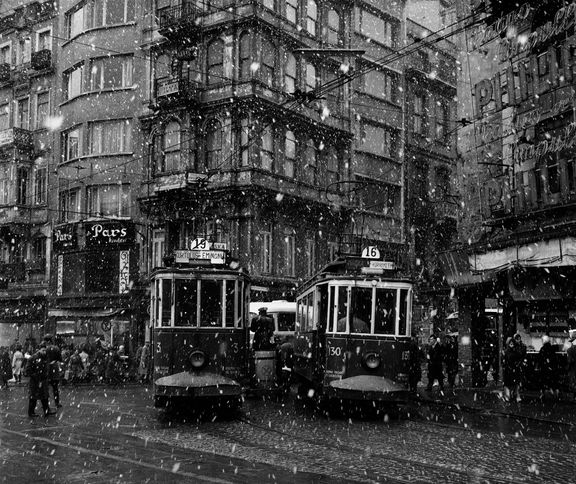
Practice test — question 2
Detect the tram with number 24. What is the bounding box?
[151,241,250,410]
[293,253,413,407]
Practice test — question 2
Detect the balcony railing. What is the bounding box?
[157,3,202,38]
[31,49,52,71]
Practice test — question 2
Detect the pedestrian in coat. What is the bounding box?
[68,350,84,384]
[251,307,275,351]
[27,348,55,417]
[538,335,558,399]
[426,336,444,392]
[0,347,13,389]
[566,331,576,398]
[11,345,24,383]
[138,342,151,383]
[408,336,422,394]
[503,337,522,402]
[44,335,63,408]
[444,333,459,388]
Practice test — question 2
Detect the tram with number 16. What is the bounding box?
[293,253,413,408]
[151,241,251,410]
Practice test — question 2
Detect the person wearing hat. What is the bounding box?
[43,334,63,409]
[251,307,275,351]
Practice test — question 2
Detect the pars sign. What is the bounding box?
[85,221,134,247]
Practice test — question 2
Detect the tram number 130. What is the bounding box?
[328,346,343,357]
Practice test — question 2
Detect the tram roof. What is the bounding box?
[298,257,412,291]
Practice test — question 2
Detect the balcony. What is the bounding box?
[31,49,52,71]
[153,77,201,110]
[157,3,203,39]
[0,127,33,151]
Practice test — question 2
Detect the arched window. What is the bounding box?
[304,138,316,184]
[261,38,276,87]
[285,130,296,178]
[239,32,252,80]
[158,121,181,173]
[207,39,224,85]
[327,9,341,45]
[284,52,296,93]
[306,0,317,36]
[205,119,223,171]
[306,63,317,92]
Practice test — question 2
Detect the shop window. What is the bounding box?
[87,184,130,218]
[89,55,133,91]
[207,39,224,85]
[89,119,132,154]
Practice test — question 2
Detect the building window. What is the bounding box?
[0,43,11,65]
[158,120,182,173]
[306,0,317,36]
[357,9,397,47]
[261,125,274,171]
[363,69,395,102]
[64,64,84,100]
[34,167,47,204]
[285,230,295,277]
[87,184,130,218]
[261,39,276,87]
[240,117,250,166]
[327,9,342,45]
[63,127,82,162]
[207,39,224,85]
[35,92,49,130]
[59,189,81,222]
[263,0,276,11]
[90,56,133,91]
[88,119,132,154]
[284,52,297,93]
[36,29,52,51]
[434,166,451,200]
[435,102,448,141]
[0,178,9,204]
[355,175,401,216]
[16,167,29,205]
[262,227,272,274]
[325,146,339,188]
[239,33,252,80]
[306,62,317,92]
[152,229,165,269]
[66,0,136,38]
[306,238,315,276]
[286,0,298,23]
[359,122,395,159]
[15,97,29,130]
[206,119,223,171]
[413,94,425,135]
[16,37,31,65]
[285,130,296,178]
[32,238,46,262]
[0,104,8,130]
[304,139,317,184]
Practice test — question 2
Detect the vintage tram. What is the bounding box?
[151,244,250,410]
[293,255,413,406]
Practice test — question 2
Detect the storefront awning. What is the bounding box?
[439,250,496,286]
[470,237,576,272]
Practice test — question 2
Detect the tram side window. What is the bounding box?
[399,289,409,336]
[328,286,335,332]
[374,289,396,335]
[317,284,329,332]
[175,279,197,326]
[225,280,235,327]
[336,286,348,332]
[161,279,172,327]
[350,287,371,333]
[200,280,223,327]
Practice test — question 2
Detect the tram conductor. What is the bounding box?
[251,307,275,351]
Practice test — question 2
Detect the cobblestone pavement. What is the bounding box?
[0,384,575,483]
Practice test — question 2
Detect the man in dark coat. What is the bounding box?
[27,348,55,417]
[0,347,13,388]
[43,334,63,408]
[539,335,558,398]
[444,333,459,388]
[426,336,444,392]
[408,336,422,394]
[251,307,275,351]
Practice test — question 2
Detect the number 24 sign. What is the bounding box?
[361,246,381,259]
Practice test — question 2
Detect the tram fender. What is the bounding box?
[155,371,241,397]
[327,375,408,401]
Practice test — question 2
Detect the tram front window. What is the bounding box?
[161,279,172,327]
[350,287,371,333]
[200,280,223,327]
[175,279,197,326]
[374,289,396,335]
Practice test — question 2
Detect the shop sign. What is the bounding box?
[85,221,135,247]
[57,255,63,296]
[119,250,130,294]
[53,224,77,252]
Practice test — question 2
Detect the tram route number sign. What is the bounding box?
[189,238,228,251]
[361,246,381,259]
[174,249,226,264]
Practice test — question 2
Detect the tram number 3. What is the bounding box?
[328,346,342,357]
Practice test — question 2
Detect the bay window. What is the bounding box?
[261,125,274,171]
[87,184,130,218]
[90,55,133,91]
[89,119,132,154]
[64,64,84,100]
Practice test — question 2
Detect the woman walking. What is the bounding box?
[503,337,522,402]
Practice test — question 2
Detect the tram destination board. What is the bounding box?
[174,249,226,264]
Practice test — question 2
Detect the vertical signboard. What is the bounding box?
[119,250,130,294]
[57,255,63,296]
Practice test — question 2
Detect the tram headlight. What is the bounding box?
[362,352,381,370]
[188,350,207,370]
